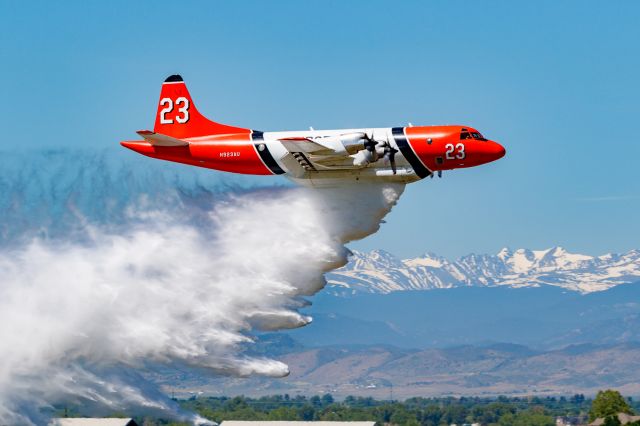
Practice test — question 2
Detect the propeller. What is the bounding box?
[357,131,399,174]
[381,137,399,174]
[362,131,379,163]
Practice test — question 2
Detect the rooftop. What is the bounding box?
[51,419,138,426]
[220,422,376,426]
[590,413,640,425]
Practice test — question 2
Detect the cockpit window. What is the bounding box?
[461,131,488,141]
[471,132,487,141]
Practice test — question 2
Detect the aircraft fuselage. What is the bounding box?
[121,75,505,186]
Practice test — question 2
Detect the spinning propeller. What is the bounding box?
[360,131,399,174]
[361,131,379,163]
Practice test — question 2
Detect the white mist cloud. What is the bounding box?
[0,183,404,424]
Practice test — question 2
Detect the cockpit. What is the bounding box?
[460,129,487,141]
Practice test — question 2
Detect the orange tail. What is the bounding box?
[153,74,249,139]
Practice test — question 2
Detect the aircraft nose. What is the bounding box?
[488,140,506,161]
[495,141,506,159]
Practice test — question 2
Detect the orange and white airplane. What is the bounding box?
[121,75,505,186]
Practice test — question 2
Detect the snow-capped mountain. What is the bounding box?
[327,247,640,294]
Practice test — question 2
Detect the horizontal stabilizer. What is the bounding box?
[136,130,188,147]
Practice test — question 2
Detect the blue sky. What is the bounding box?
[1,0,638,258]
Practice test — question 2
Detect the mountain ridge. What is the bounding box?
[157,338,640,399]
[328,247,640,294]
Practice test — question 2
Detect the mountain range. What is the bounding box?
[327,247,640,294]
[164,281,640,398]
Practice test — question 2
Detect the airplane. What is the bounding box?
[121,75,505,186]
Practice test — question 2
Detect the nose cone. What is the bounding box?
[492,141,506,160]
[485,140,506,163]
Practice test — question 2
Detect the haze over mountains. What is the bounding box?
[184,279,640,398]
[164,338,640,399]
[328,247,640,294]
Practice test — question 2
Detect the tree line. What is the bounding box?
[57,389,640,425]
[165,391,638,425]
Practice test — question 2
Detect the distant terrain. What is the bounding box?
[288,283,640,349]
[155,338,640,399]
[156,282,640,400]
[154,255,640,398]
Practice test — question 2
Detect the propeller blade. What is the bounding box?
[389,149,397,174]
[363,132,375,151]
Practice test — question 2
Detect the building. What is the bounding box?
[556,415,588,426]
[50,419,139,426]
[589,413,640,425]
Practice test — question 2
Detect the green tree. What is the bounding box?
[321,393,335,405]
[310,396,322,408]
[471,402,515,424]
[266,406,297,420]
[441,404,467,425]
[298,404,316,421]
[497,408,554,426]
[603,415,622,426]
[388,407,416,425]
[589,390,634,422]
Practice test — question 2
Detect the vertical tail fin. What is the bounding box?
[153,74,249,139]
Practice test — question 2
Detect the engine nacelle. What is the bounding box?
[338,132,367,155]
[353,150,370,166]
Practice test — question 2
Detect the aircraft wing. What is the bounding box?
[136,130,188,147]
[277,137,336,177]
[277,137,361,177]
[278,137,336,155]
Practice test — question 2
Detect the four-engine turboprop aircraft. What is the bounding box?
[121,75,505,186]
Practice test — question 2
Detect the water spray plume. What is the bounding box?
[0,163,404,424]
